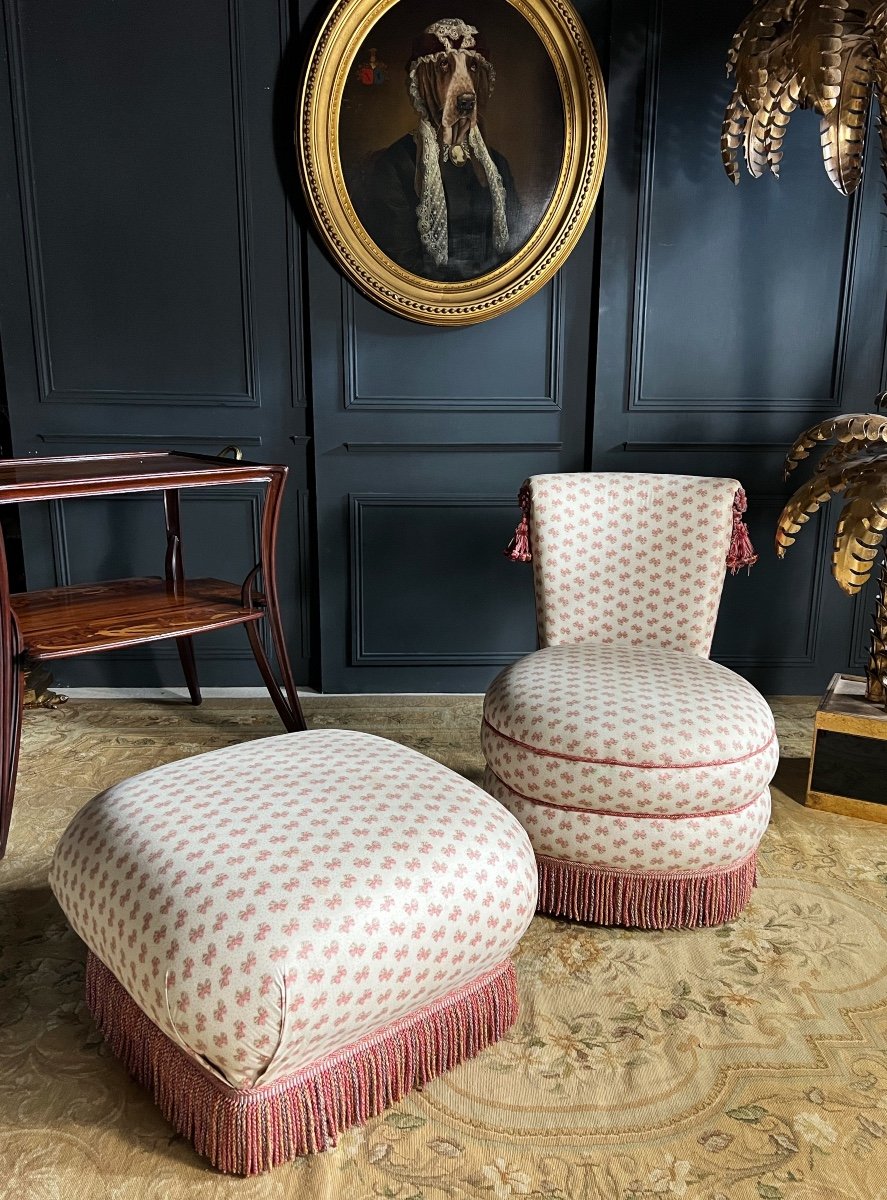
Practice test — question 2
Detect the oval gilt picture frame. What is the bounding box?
[298,0,607,325]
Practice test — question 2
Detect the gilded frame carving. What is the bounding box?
[297,0,607,325]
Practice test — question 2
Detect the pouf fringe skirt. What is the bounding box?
[85,953,518,1175]
[536,851,758,929]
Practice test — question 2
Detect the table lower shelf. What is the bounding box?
[11,577,264,660]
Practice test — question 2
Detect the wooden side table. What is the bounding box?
[0,451,307,858]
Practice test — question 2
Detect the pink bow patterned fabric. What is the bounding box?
[50,729,538,1090]
[506,473,756,657]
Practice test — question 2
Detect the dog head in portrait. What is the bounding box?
[408,19,493,158]
[407,19,509,267]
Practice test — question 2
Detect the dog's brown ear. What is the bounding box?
[413,61,441,125]
[474,60,492,110]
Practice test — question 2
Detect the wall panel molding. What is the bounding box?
[622,441,788,453]
[343,441,563,454]
[714,495,830,669]
[36,434,264,449]
[340,275,565,411]
[624,0,861,416]
[0,0,311,688]
[295,487,312,659]
[281,0,307,411]
[3,0,260,407]
[349,494,530,666]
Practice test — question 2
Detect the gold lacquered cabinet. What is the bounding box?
[806,674,887,824]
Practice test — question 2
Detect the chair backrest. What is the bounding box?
[526,472,743,657]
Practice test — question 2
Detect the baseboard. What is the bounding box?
[55,688,484,700]
[58,687,317,700]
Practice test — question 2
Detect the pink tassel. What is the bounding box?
[504,483,532,562]
[726,487,758,575]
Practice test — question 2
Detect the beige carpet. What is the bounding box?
[1,695,886,1200]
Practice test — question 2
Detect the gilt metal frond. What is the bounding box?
[775,453,873,553]
[749,47,803,178]
[777,399,887,704]
[832,483,887,592]
[778,439,887,577]
[730,1,797,112]
[788,0,847,114]
[724,0,887,194]
[722,87,749,184]
[783,413,887,476]
[820,35,874,193]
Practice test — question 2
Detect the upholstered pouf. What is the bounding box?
[483,644,778,929]
[49,729,537,1174]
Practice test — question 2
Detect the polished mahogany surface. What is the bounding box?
[12,577,264,661]
[0,452,282,504]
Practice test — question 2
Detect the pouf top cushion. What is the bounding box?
[49,729,537,1091]
[483,644,778,815]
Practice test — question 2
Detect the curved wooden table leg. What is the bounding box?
[164,489,201,706]
[174,637,201,707]
[242,469,306,733]
[0,613,24,860]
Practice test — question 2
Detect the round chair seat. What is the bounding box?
[483,644,777,815]
[482,643,778,928]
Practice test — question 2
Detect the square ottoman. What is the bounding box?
[49,729,537,1174]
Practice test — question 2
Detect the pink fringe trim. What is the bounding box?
[727,487,758,574]
[505,483,532,562]
[85,953,518,1175]
[536,851,758,929]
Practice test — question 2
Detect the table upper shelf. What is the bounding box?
[0,452,284,504]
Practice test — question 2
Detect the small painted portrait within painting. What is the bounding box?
[339,4,565,282]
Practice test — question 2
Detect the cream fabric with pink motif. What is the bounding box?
[484,772,771,872]
[483,644,778,817]
[49,730,538,1090]
[528,473,741,655]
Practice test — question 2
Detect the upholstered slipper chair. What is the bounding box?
[482,473,778,930]
[49,730,537,1174]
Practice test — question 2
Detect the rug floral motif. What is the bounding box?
[0,696,885,1200]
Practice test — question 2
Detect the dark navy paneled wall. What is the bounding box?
[594,0,887,694]
[0,0,312,686]
[0,0,883,692]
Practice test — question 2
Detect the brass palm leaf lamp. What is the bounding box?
[776,407,887,707]
[724,1,887,817]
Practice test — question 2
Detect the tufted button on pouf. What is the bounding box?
[482,643,778,929]
[49,729,537,1175]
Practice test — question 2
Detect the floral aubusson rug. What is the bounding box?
[1,696,885,1200]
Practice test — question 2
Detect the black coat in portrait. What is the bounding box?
[352,133,523,282]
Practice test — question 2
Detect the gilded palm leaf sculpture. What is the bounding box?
[776,399,887,706]
[723,0,887,194]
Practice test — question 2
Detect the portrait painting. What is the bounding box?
[340,6,564,283]
[299,0,607,324]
